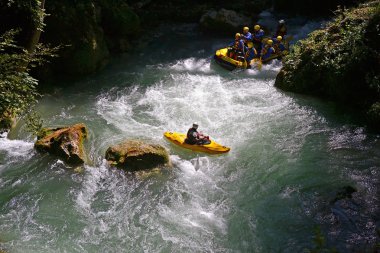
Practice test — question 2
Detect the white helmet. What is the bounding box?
[279,19,285,24]
[192,123,198,129]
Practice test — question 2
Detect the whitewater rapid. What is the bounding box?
[0,14,379,253]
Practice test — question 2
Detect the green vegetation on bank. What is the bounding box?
[0,30,55,132]
[0,0,58,133]
[275,1,380,130]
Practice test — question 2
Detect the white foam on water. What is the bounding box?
[95,63,301,153]
[0,133,34,172]
[169,57,212,73]
[0,133,34,158]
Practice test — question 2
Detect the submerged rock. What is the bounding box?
[200,8,252,34]
[35,123,88,165]
[105,140,170,171]
[331,185,357,204]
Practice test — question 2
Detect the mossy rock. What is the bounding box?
[105,140,170,172]
[275,2,380,131]
[35,123,88,165]
[331,185,357,204]
[0,111,15,133]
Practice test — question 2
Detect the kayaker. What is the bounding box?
[228,33,245,61]
[252,25,265,55]
[260,39,276,62]
[241,26,253,43]
[274,19,287,38]
[273,36,286,54]
[185,123,210,145]
[245,42,258,67]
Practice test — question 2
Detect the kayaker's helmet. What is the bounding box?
[192,123,199,129]
[254,25,260,31]
[279,19,285,24]
[267,39,273,46]
[243,26,249,32]
[235,33,241,39]
[247,42,254,48]
[277,36,282,41]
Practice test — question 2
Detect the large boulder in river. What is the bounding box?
[35,123,88,165]
[200,9,252,34]
[105,140,170,171]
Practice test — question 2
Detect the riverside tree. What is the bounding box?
[0,0,56,133]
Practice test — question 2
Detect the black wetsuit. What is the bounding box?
[185,127,198,145]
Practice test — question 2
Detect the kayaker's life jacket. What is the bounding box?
[233,39,245,51]
[241,31,253,42]
[185,127,198,145]
[273,39,286,52]
[245,48,257,62]
[261,45,275,61]
[253,29,265,43]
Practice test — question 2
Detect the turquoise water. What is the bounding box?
[0,22,379,252]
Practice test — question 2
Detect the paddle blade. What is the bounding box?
[257,59,262,70]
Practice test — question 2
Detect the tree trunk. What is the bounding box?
[26,0,46,54]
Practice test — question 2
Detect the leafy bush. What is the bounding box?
[0,30,55,131]
[275,1,380,130]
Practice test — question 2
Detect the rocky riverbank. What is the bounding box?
[0,0,361,79]
[275,1,380,130]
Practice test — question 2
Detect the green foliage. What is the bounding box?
[0,31,39,116]
[25,110,44,137]
[0,30,56,133]
[276,1,380,130]
[5,0,45,30]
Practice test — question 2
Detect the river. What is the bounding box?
[0,17,379,253]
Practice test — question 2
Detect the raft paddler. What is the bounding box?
[274,19,287,38]
[252,25,265,55]
[260,39,276,62]
[241,26,253,43]
[228,33,246,61]
[245,42,258,67]
[273,36,286,54]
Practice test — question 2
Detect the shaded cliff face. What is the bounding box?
[275,2,380,130]
[40,0,140,77]
[0,0,363,79]
[128,0,362,26]
[0,0,140,78]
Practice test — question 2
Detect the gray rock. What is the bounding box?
[200,8,252,34]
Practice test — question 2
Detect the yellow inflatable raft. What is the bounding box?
[214,47,284,71]
[164,132,230,154]
[214,48,248,71]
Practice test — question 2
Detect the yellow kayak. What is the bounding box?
[164,131,230,154]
